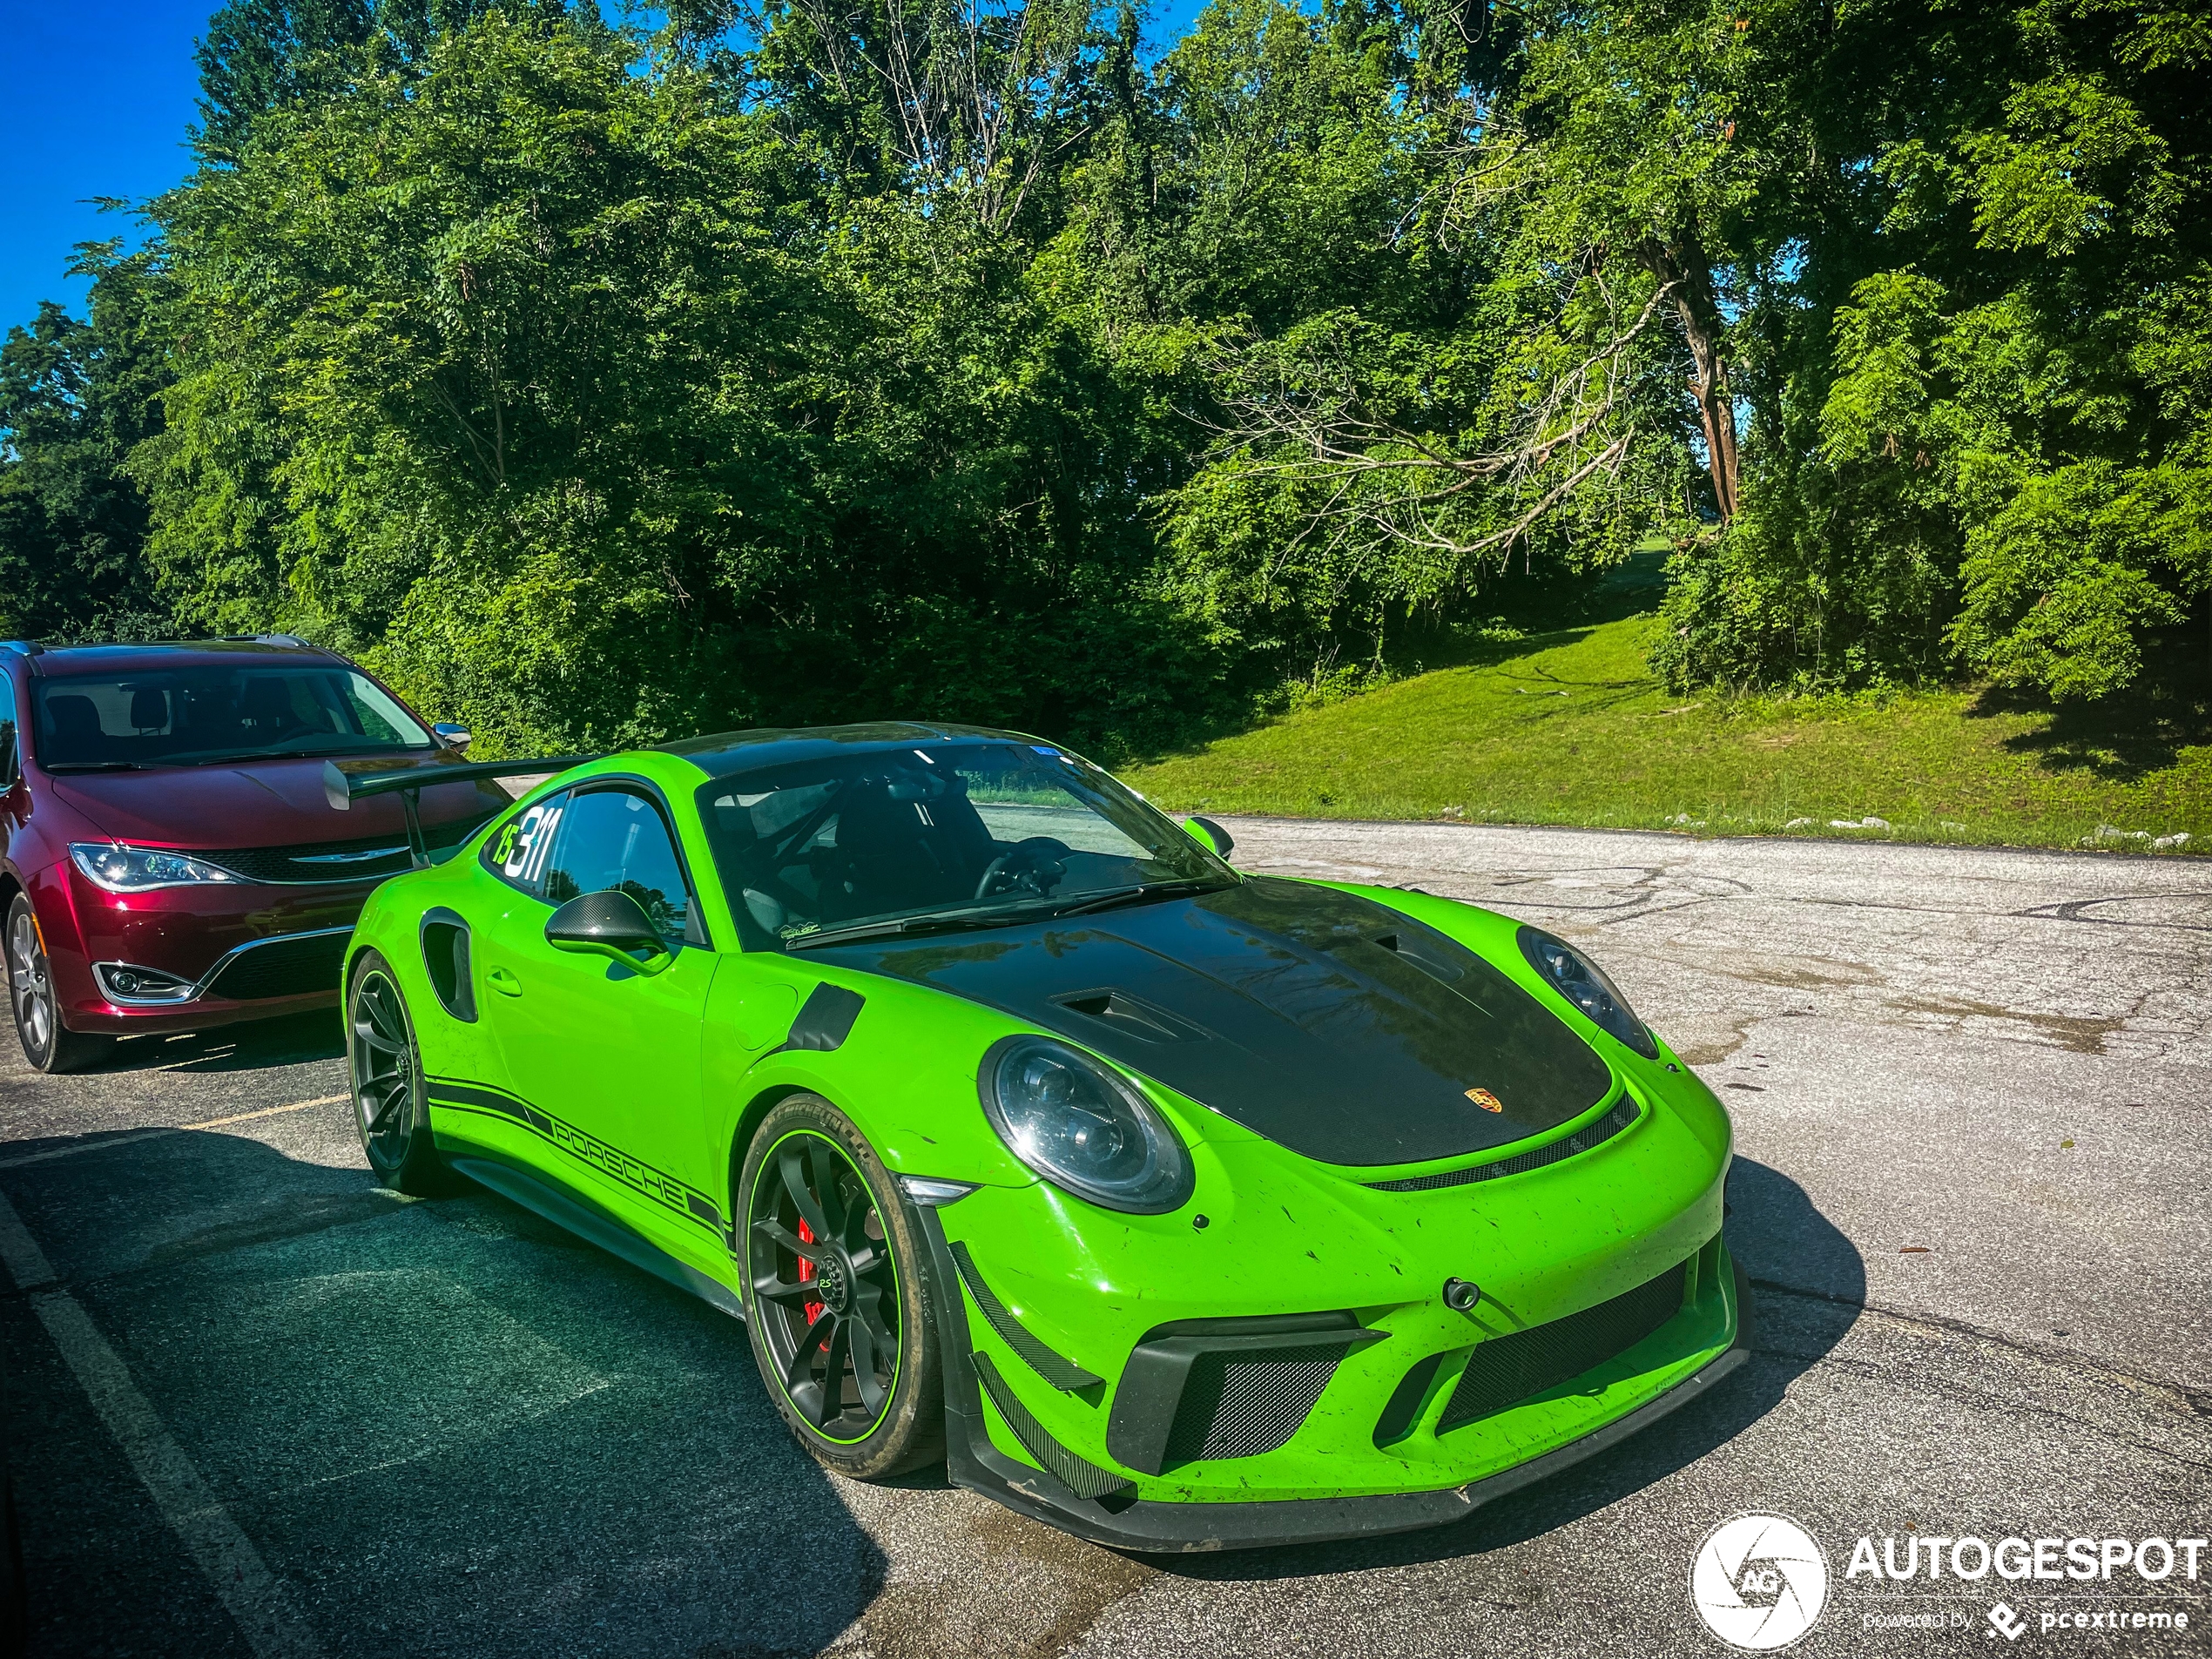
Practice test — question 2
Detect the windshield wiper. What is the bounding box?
[43,760,159,772]
[783,908,1035,951]
[1050,877,1234,918]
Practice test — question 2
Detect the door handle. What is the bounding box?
[486,967,523,998]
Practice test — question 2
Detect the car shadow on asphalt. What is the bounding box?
[1,1127,888,1659]
[1142,1157,1865,1582]
[88,1010,343,1076]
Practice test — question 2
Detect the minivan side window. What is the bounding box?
[539,787,701,946]
[0,669,17,786]
[481,792,569,899]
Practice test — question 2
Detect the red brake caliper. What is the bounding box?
[797,1217,825,1329]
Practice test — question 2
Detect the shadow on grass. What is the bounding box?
[1115,552,1673,770]
[1968,631,2212,783]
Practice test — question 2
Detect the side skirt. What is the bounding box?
[439,1135,745,1322]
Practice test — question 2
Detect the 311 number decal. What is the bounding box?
[501,804,563,884]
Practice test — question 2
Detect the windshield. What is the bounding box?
[33,665,434,769]
[696,740,1233,948]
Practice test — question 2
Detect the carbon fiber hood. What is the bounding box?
[815,877,1614,1168]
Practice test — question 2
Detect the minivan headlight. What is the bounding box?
[1518,926,1659,1058]
[71,843,240,892]
[979,1035,1194,1214]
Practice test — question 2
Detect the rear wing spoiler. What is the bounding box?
[323,753,599,867]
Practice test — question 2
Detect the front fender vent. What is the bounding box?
[1366,1092,1642,1194]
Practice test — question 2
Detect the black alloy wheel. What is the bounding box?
[739,1096,942,1479]
[6,895,112,1075]
[346,950,451,1194]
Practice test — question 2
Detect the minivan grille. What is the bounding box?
[195,815,488,885]
[205,932,350,1001]
[1436,1260,1687,1433]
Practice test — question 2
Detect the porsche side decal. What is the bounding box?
[425,1075,724,1235]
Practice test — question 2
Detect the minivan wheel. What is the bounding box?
[6,896,113,1075]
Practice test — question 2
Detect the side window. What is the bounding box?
[0,669,17,785]
[539,787,700,945]
[482,792,569,897]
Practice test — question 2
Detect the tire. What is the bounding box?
[345,950,455,1195]
[738,1095,944,1480]
[6,894,113,1076]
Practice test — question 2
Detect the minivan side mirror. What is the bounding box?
[1186,814,1235,860]
[545,889,671,974]
[433,723,472,753]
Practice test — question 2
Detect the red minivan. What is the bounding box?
[1,637,509,1072]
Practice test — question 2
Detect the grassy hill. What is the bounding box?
[1123,564,2211,853]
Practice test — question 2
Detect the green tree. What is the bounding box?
[0,244,169,641]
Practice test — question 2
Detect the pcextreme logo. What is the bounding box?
[1690,1514,1832,1650]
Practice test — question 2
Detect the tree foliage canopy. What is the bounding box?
[2,0,2205,747]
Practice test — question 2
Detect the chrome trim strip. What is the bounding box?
[94,926,355,1009]
[288,845,410,866]
[196,852,415,886]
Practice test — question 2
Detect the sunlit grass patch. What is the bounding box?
[1121,612,2211,853]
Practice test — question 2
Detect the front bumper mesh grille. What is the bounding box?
[1164,1344,1352,1465]
[1366,1092,1642,1194]
[1437,1258,1688,1433]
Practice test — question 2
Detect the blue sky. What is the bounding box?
[0,0,206,332]
[0,0,1211,337]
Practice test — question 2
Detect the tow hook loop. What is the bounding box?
[1443,1278,1480,1313]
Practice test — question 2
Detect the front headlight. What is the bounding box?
[1518,926,1659,1059]
[979,1035,1194,1214]
[70,843,241,893]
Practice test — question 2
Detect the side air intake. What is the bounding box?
[1108,1312,1387,1475]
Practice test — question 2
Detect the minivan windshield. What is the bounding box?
[34,665,435,770]
[696,740,1235,948]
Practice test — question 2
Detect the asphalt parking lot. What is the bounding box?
[3,820,2207,1658]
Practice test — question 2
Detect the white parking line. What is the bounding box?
[0,1190,325,1659]
[0,1093,349,1170]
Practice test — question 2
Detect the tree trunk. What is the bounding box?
[1637,236,1740,522]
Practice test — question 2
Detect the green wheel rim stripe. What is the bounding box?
[748,1128,904,1446]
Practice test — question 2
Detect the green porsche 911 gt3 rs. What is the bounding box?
[331,723,1747,1550]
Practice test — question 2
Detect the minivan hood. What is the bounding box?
[818,877,1615,1168]
[47,755,504,852]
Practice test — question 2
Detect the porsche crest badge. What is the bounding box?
[1466,1087,1504,1113]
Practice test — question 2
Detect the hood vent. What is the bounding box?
[1050,988,1204,1043]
